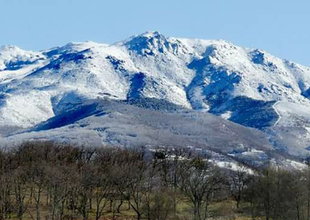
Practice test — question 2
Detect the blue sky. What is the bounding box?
[0,0,309,66]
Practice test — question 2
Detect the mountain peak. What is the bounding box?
[140,31,162,38]
[0,45,25,54]
[0,45,45,71]
[121,31,186,56]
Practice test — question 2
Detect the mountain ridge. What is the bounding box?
[1,31,310,161]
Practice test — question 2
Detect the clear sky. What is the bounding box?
[0,0,309,66]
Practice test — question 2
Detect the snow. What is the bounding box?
[0,45,45,71]
[273,101,282,126]
[286,159,307,170]
[1,31,310,160]
[221,111,232,120]
[274,102,310,127]
[212,160,254,174]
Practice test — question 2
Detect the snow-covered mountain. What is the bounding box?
[1,31,310,161]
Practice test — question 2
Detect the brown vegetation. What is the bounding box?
[0,142,309,220]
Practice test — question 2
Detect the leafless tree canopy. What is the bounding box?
[0,142,309,220]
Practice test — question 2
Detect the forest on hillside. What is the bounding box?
[0,142,309,220]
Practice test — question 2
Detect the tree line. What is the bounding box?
[0,141,309,220]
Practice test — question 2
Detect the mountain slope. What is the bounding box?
[1,99,277,167]
[1,31,310,158]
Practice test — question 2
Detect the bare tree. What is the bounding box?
[178,157,223,220]
[112,148,149,220]
[229,165,250,209]
[11,167,30,220]
[92,148,114,220]
[28,163,47,220]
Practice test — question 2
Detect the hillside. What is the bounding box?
[1,31,310,166]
